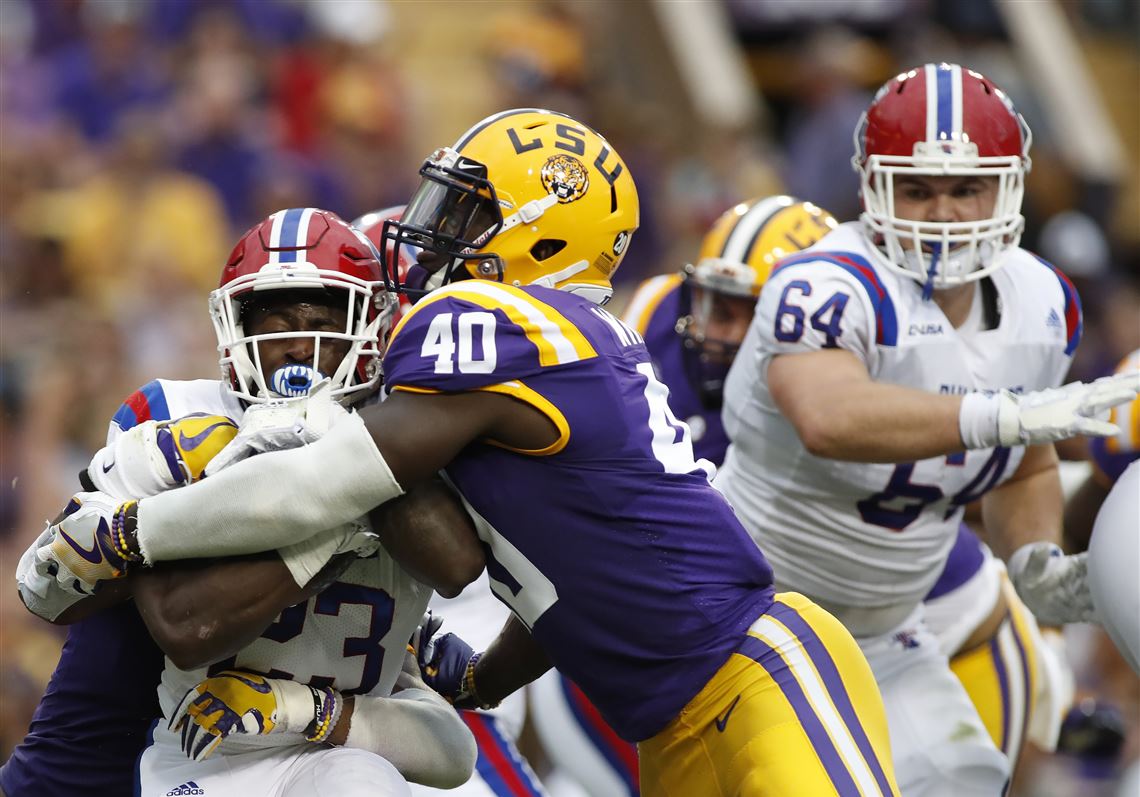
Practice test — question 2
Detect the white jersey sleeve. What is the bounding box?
[753,255,877,365]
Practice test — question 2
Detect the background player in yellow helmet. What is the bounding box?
[623,196,837,463]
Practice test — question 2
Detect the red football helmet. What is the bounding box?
[852,63,1032,291]
[210,208,393,404]
[352,205,413,320]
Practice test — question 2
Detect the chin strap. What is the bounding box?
[922,244,941,301]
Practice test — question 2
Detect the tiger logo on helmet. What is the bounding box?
[377,108,639,306]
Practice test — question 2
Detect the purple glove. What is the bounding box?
[413,612,488,709]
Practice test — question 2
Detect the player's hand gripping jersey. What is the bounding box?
[383,280,776,742]
[717,222,1080,632]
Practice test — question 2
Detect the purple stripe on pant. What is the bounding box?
[736,635,863,796]
[766,601,895,796]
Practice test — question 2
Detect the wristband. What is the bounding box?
[958,391,1019,449]
[461,653,500,711]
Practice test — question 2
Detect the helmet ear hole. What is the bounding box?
[531,239,567,261]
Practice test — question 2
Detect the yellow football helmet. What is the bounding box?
[380,108,639,305]
[678,196,837,405]
[685,195,838,299]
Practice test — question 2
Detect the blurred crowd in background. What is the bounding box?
[1,1,1137,794]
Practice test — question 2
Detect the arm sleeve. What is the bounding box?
[342,658,477,788]
[135,411,402,563]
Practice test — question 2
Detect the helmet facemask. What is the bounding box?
[676,265,757,409]
[210,276,390,406]
[856,143,1027,296]
[380,147,513,300]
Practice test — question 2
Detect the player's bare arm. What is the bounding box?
[980,442,1063,560]
[371,476,485,598]
[132,552,351,669]
[124,386,559,563]
[767,347,965,462]
[132,476,487,668]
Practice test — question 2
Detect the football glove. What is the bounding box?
[38,492,138,595]
[960,371,1140,449]
[1008,542,1097,626]
[88,414,238,499]
[413,613,492,710]
[169,670,342,761]
[204,378,346,476]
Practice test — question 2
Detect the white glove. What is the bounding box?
[959,371,1140,449]
[1008,542,1096,626]
[205,378,346,476]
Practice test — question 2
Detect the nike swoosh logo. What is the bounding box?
[102,459,115,473]
[177,420,236,452]
[715,695,741,733]
[56,523,105,565]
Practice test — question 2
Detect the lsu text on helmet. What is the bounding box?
[678,196,837,403]
[852,63,1031,293]
[211,207,393,405]
[379,108,639,306]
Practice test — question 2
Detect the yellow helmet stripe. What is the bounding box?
[721,196,796,265]
[621,274,682,335]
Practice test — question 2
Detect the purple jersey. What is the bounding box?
[0,604,164,796]
[383,281,775,742]
[623,275,730,466]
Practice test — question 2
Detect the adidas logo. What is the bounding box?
[167,782,205,796]
[1046,308,1063,330]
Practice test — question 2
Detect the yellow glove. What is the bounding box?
[40,492,138,594]
[169,671,342,761]
[160,413,239,483]
[88,414,238,499]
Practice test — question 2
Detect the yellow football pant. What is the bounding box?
[949,577,1040,768]
[639,593,899,797]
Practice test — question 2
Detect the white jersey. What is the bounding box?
[140,379,432,752]
[716,222,1078,633]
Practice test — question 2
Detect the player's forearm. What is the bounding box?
[782,379,966,462]
[372,478,485,598]
[982,444,1063,560]
[131,552,327,669]
[329,689,477,788]
[132,413,403,563]
[474,614,553,705]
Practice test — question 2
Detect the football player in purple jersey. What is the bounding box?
[109,109,903,796]
[527,196,837,797]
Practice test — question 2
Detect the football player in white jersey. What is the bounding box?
[15,209,478,797]
[355,207,549,797]
[714,63,1140,797]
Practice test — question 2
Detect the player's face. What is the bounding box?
[244,298,352,384]
[891,174,998,225]
[693,287,756,363]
